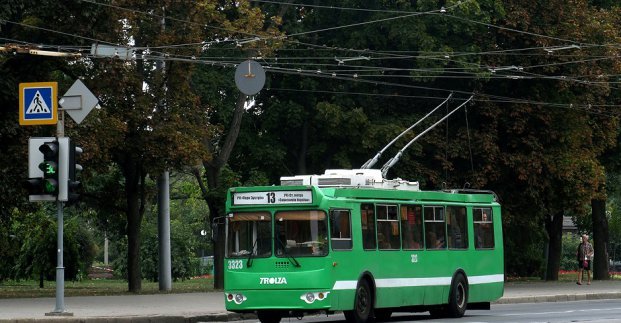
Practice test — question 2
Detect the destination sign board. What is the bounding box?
[232,190,313,205]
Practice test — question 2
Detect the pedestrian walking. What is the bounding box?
[576,234,594,285]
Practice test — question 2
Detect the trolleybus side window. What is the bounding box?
[330,209,353,250]
[226,212,272,258]
[275,210,328,257]
[474,207,494,249]
[447,206,468,249]
[424,206,446,249]
[401,205,423,250]
[361,203,377,250]
[376,204,400,250]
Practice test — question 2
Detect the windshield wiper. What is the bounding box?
[276,237,301,267]
[247,238,258,268]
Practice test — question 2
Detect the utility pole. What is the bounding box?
[156,7,172,291]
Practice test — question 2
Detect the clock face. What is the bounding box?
[235,60,266,95]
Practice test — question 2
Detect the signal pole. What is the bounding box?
[22,78,95,317]
[46,110,72,316]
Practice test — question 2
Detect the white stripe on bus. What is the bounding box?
[331,274,504,290]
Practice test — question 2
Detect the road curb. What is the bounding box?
[494,292,621,304]
[4,293,621,323]
[0,313,256,323]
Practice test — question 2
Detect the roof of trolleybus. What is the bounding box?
[227,169,498,208]
[227,185,498,207]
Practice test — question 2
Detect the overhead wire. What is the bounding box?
[285,10,439,38]
[77,0,621,64]
[0,19,116,46]
[80,0,255,37]
[2,33,616,90]
[58,0,621,73]
[249,0,428,14]
[283,4,618,54]
[3,2,620,115]
[261,65,620,114]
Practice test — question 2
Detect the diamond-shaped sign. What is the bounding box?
[59,79,99,124]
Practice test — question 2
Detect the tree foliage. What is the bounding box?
[2,0,621,287]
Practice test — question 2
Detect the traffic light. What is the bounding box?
[26,137,56,201]
[26,137,73,202]
[68,140,83,202]
[38,140,60,196]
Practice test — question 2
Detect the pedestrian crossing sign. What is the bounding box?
[19,82,58,125]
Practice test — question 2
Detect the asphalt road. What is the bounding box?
[3,281,621,322]
[219,300,621,323]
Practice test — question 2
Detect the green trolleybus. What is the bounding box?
[223,169,503,323]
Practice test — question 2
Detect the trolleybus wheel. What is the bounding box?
[257,310,282,323]
[447,273,468,318]
[374,309,392,321]
[344,279,374,323]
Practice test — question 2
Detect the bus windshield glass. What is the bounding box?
[226,212,272,258]
[275,210,328,257]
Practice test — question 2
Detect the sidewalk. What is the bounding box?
[1,280,620,322]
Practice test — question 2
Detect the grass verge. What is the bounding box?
[0,277,215,299]
[507,270,621,282]
[2,271,620,299]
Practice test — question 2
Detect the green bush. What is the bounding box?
[11,207,97,283]
[560,233,580,271]
[504,214,546,277]
[113,219,202,282]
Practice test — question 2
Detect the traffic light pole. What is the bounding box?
[46,110,72,317]
[53,199,66,312]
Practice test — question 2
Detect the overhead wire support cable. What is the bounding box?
[380,95,474,177]
[249,0,428,14]
[361,93,453,169]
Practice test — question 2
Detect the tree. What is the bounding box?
[0,0,113,282]
[191,1,285,289]
[79,1,213,291]
[226,0,621,279]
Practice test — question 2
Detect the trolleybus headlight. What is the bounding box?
[226,293,247,304]
[300,291,330,304]
[234,293,247,304]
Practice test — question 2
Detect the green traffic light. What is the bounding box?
[39,162,57,175]
[43,179,58,193]
[45,164,55,175]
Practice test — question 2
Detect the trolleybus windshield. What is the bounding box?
[226,212,272,258]
[275,210,328,257]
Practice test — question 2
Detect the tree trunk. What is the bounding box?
[205,171,226,290]
[210,199,226,290]
[124,162,144,293]
[544,210,564,281]
[592,198,609,280]
[198,93,248,289]
[127,194,142,292]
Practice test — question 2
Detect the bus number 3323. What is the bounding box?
[228,260,243,270]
